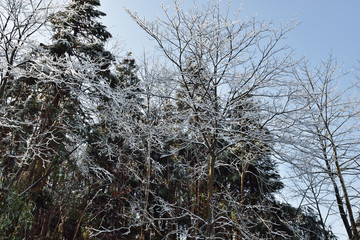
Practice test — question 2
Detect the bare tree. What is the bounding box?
[0,0,55,102]
[288,57,360,239]
[127,0,297,238]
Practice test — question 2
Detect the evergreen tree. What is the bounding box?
[0,0,124,238]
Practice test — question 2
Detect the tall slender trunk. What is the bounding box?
[309,183,329,240]
[320,139,353,239]
[240,154,249,205]
[333,151,359,240]
[206,152,216,239]
[141,138,152,240]
[321,119,359,239]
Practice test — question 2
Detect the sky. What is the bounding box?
[99,1,360,239]
[100,0,360,75]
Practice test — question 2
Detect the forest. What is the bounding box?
[0,0,360,239]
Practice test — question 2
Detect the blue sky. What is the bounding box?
[100,0,360,74]
[99,1,359,239]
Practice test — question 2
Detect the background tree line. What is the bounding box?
[0,0,359,239]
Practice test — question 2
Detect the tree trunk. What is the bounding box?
[321,143,352,239]
[206,152,216,239]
